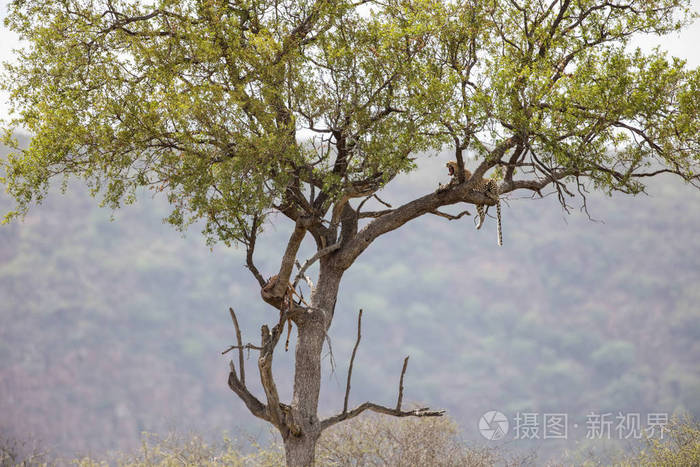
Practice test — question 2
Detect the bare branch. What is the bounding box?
[258,324,286,430]
[222,343,263,354]
[322,325,443,432]
[357,193,393,216]
[228,308,246,385]
[429,209,471,220]
[396,356,409,411]
[343,309,363,414]
[294,260,315,291]
[225,308,271,423]
[321,403,445,431]
[292,242,341,289]
[227,361,270,423]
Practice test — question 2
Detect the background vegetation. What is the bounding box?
[3,414,698,466]
[1,134,699,463]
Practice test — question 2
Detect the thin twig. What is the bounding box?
[343,309,363,414]
[321,342,443,432]
[221,343,264,354]
[323,328,336,374]
[429,209,471,220]
[373,194,392,208]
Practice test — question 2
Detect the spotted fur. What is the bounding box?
[446,161,502,246]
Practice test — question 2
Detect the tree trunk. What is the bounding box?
[283,260,342,466]
[284,433,319,467]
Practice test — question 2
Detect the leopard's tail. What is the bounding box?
[496,199,502,246]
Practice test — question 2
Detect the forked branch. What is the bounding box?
[292,242,341,289]
[227,361,269,422]
[225,308,270,423]
[225,307,298,435]
[322,309,444,431]
[321,402,445,431]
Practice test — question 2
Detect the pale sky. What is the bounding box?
[0,0,698,122]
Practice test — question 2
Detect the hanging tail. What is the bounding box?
[496,200,502,246]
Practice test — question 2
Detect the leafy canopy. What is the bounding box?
[2,0,699,246]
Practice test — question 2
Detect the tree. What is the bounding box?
[1,0,698,464]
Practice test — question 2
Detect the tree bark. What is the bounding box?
[283,258,343,466]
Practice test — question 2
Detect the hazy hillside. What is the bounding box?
[1,135,699,461]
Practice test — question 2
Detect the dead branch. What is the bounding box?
[429,209,470,220]
[225,307,292,433]
[343,309,363,414]
[292,242,341,289]
[228,308,246,385]
[396,356,408,411]
[258,324,286,430]
[321,403,445,431]
[321,312,443,432]
[222,343,263,355]
[227,361,270,422]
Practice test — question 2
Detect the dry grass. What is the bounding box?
[2,413,697,466]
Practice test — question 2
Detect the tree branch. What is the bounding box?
[294,260,315,292]
[358,209,394,219]
[336,182,495,269]
[472,136,519,181]
[357,193,392,215]
[258,324,287,431]
[229,307,246,385]
[396,356,409,411]
[222,343,263,354]
[225,307,270,423]
[244,214,266,288]
[429,209,471,220]
[269,220,307,298]
[321,403,445,431]
[322,311,443,432]
[227,361,270,423]
[292,242,341,289]
[343,309,363,414]
[499,168,576,196]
